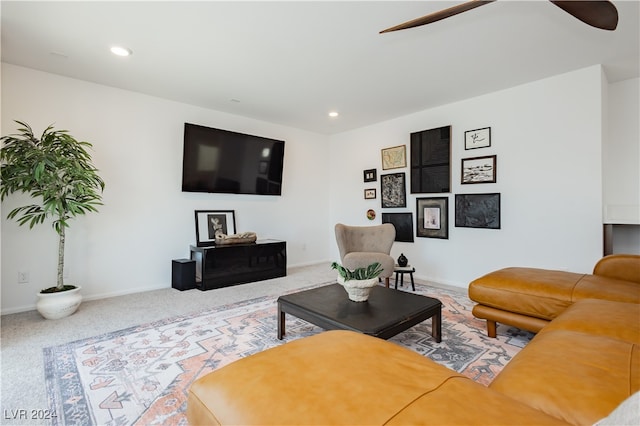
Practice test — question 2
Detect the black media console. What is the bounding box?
[189,239,286,290]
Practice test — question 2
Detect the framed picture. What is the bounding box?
[410,126,451,193]
[382,212,414,242]
[461,155,497,184]
[455,193,500,229]
[381,172,406,208]
[464,127,491,150]
[416,197,449,239]
[381,145,407,170]
[195,210,236,246]
[364,188,376,199]
[363,168,377,182]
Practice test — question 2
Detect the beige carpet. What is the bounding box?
[1,263,335,425]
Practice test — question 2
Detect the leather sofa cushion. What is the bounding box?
[386,376,568,425]
[468,267,584,320]
[490,329,640,425]
[593,254,640,283]
[573,275,640,304]
[187,330,566,425]
[468,267,640,322]
[538,299,640,344]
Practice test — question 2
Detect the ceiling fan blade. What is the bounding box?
[380,0,496,34]
[550,1,618,30]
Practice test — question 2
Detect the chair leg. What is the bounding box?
[385,277,390,288]
[487,320,497,338]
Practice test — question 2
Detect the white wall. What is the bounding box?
[1,64,331,314]
[604,77,640,224]
[604,77,640,254]
[329,66,606,287]
[2,63,635,314]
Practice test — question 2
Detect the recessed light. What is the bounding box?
[110,46,132,57]
[328,111,339,118]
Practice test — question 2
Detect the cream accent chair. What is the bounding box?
[334,223,396,287]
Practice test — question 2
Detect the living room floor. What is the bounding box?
[1,263,343,425]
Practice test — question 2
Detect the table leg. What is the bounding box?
[410,272,415,291]
[432,308,442,343]
[277,304,285,340]
[394,272,399,289]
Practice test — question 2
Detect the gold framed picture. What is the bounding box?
[381,145,406,170]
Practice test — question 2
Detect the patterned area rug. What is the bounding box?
[44,282,533,425]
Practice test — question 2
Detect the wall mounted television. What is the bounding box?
[182,123,285,196]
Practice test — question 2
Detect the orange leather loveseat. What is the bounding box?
[186,254,639,425]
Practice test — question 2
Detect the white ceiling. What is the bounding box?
[2,1,639,134]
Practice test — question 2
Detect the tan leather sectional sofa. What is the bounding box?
[187,254,639,425]
[469,254,640,337]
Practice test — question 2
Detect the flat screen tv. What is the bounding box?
[182,123,285,195]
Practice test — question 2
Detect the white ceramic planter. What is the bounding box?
[337,276,377,302]
[36,286,82,320]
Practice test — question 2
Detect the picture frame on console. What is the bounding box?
[195,210,236,246]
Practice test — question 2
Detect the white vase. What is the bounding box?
[36,286,82,320]
[337,276,378,302]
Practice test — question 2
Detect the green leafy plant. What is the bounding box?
[0,121,105,292]
[331,261,383,281]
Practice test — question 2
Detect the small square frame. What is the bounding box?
[381,172,406,208]
[416,197,449,239]
[381,145,407,170]
[464,127,491,150]
[195,210,236,246]
[364,188,376,199]
[461,155,497,184]
[363,168,377,182]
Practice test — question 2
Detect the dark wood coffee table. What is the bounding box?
[277,283,441,341]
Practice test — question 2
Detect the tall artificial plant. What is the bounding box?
[0,121,105,292]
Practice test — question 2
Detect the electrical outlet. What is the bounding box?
[18,271,29,284]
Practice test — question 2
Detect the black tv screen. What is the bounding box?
[182,123,285,195]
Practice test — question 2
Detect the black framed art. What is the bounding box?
[455,193,500,229]
[381,172,406,208]
[461,155,497,184]
[464,127,491,150]
[416,197,449,239]
[364,188,376,199]
[410,125,451,193]
[363,168,377,182]
[195,210,237,246]
[382,212,414,242]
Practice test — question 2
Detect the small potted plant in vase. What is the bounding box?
[1,121,105,319]
[331,261,383,302]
